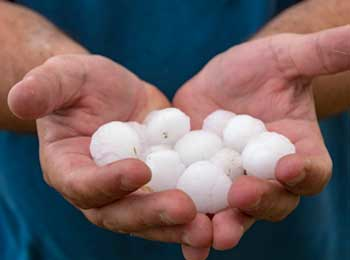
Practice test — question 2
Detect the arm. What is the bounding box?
[6,2,208,250]
[175,13,350,255]
[0,1,86,131]
[255,0,350,118]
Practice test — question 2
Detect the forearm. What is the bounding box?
[0,1,87,131]
[255,0,350,118]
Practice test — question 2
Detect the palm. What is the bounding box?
[9,54,212,251]
[11,55,166,207]
[38,55,167,140]
[174,34,332,191]
[173,28,350,255]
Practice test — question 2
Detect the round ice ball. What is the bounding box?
[145,150,185,191]
[127,121,148,149]
[223,114,266,152]
[175,130,223,166]
[242,131,296,179]
[210,148,244,181]
[202,110,236,137]
[90,122,141,166]
[144,108,190,145]
[176,161,232,214]
[141,144,172,160]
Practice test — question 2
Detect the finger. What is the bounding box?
[212,208,255,250]
[130,214,212,248]
[83,189,197,233]
[276,153,332,195]
[228,176,300,221]
[272,25,350,79]
[8,55,88,120]
[181,245,210,260]
[43,139,152,209]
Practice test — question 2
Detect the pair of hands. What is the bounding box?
[8,25,349,259]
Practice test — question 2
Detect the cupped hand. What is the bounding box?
[174,26,350,256]
[7,54,212,249]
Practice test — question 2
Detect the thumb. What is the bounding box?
[272,25,350,79]
[8,55,86,120]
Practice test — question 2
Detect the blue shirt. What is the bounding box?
[1,1,349,259]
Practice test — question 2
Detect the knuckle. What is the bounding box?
[268,33,301,78]
[46,54,76,64]
[44,55,71,68]
[314,33,332,74]
[269,195,300,222]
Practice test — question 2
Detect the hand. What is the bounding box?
[8,54,212,249]
[174,26,350,257]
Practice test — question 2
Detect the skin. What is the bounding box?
[2,0,350,259]
[174,26,350,258]
[255,0,350,118]
[8,54,213,247]
[0,1,87,131]
[1,1,212,250]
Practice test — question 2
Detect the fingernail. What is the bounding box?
[159,212,176,225]
[182,232,192,246]
[286,170,306,187]
[118,229,128,234]
[120,176,139,192]
[140,186,153,193]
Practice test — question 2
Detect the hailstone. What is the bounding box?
[144,108,190,145]
[90,121,141,166]
[223,114,267,152]
[127,121,148,150]
[176,161,232,213]
[210,148,244,181]
[242,131,296,179]
[202,110,236,136]
[174,130,223,166]
[145,150,185,191]
[141,144,172,160]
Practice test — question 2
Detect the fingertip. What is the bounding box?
[183,214,213,248]
[110,159,152,192]
[228,176,262,210]
[275,154,305,186]
[181,245,210,260]
[277,154,332,195]
[8,76,51,119]
[161,189,197,224]
[212,211,243,250]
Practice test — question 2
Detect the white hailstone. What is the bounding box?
[210,148,244,181]
[141,144,172,160]
[176,161,232,214]
[202,110,236,137]
[144,108,191,145]
[242,131,296,180]
[127,121,148,150]
[145,150,185,191]
[90,121,141,166]
[174,130,223,166]
[223,114,267,152]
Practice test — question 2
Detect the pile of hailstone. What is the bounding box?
[90,108,295,214]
